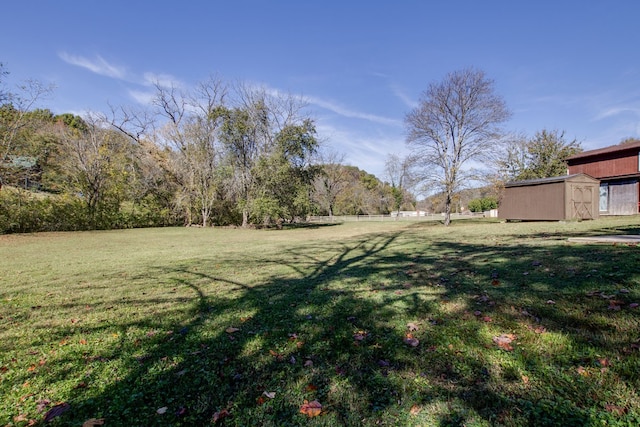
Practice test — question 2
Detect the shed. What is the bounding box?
[499,174,600,221]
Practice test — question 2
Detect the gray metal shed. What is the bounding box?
[499,174,600,221]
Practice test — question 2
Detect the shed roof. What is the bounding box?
[505,173,598,188]
[567,140,640,161]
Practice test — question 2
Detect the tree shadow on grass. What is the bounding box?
[10,227,640,426]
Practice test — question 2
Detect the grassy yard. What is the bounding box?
[1,217,640,426]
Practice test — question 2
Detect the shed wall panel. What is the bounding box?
[499,182,565,220]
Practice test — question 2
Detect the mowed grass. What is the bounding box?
[1,218,640,426]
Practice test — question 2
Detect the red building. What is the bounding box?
[567,141,640,215]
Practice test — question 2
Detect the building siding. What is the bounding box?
[499,174,599,221]
[569,151,639,178]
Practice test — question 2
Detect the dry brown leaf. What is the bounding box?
[225,327,240,334]
[212,409,230,423]
[299,400,322,417]
[82,419,105,427]
[493,334,516,351]
[403,333,420,347]
[605,404,626,415]
[410,404,422,415]
[407,322,419,331]
[263,391,276,399]
[156,407,168,415]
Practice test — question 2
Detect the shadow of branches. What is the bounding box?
[12,224,640,426]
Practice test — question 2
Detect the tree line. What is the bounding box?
[2,63,591,232]
[0,68,414,233]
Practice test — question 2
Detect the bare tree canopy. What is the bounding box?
[405,68,510,225]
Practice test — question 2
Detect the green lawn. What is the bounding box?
[1,218,640,426]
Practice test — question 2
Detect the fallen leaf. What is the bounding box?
[473,311,482,317]
[403,333,420,347]
[630,303,639,309]
[521,375,530,384]
[353,331,367,341]
[299,400,322,417]
[577,366,589,376]
[546,300,556,305]
[269,350,284,361]
[407,322,419,331]
[263,391,276,399]
[306,384,318,392]
[82,419,105,427]
[304,359,313,367]
[256,396,266,405]
[27,364,37,372]
[212,409,230,423]
[482,316,492,323]
[225,327,240,334]
[493,334,516,351]
[43,402,70,422]
[157,407,168,415]
[79,339,87,345]
[491,279,500,286]
[534,326,546,334]
[14,414,28,422]
[619,289,630,294]
[410,404,422,415]
[597,358,611,367]
[36,399,51,412]
[604,404,626,415]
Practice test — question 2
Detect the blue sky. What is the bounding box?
[2,1,640,178]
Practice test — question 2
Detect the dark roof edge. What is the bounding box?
[568,141,640,160]
[505,173,598,187]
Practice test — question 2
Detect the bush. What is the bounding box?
[467,196,498,213]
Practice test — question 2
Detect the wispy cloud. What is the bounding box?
[307,95,402,127]
[128,89,155,105]
[142,72,185,89]
[594,106,640,121]
[59,52,127,79]
[315,122,406,178]
[390,84,418,109]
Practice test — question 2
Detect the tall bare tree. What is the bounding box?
[405,68,510,225]
[153,77,227,227]
[312,149,349,219]
[384,153,414,217]
[56,113,132,224]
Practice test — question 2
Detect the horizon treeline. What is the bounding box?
[0,77,415,233]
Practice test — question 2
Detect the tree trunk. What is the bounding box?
[242,208,249,228]
[444,193,452,226]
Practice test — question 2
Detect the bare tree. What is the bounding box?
[56,113,132,223]
[405,68,510,225]
[312,149,349,219]
[153,77,227,227]
[384,153,414,217]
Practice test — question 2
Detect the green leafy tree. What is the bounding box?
[499,129,582,181]
[251,119,319,225]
